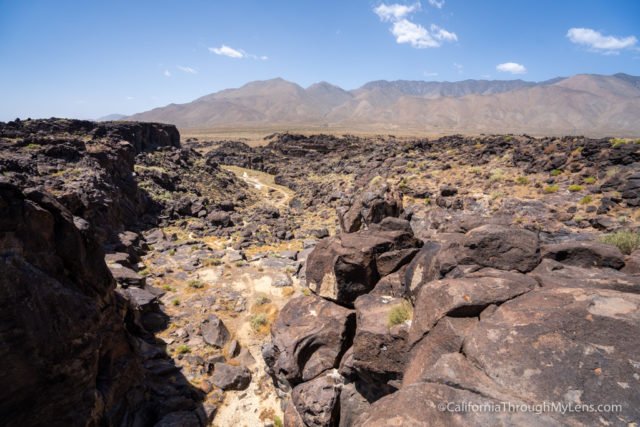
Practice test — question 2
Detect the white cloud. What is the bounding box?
[177,65,197,74]
[374,2,420,22]
[209,44,268,60]
[496,62,527,74]
[431,24,457,42]
[374,3,456,49]
[567,27,637,52]
[210,44,245,58]
[163,69,171,77]
[428,0,444,8]
[392,19,438,48]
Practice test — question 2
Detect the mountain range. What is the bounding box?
[127,73,640,136]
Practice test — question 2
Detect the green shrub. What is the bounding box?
[543,184,559,193]
[274,416,283,427]
[568,185,584,192]
[579,195,592,205]
[188,279,205,289]
[172,298,180,306]
[250,314,268,331]
[516,176,529,185]
[388,300,413,327]
[610,138,628,147]
[489,169,504,182]
[600,231,640,255]
[550,169,562,176]
[255,295,271,306]
[176,345,191,354]
[25,143,39,150]
[583,177,596,184]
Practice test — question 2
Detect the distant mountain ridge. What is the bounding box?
[127,74,640,135]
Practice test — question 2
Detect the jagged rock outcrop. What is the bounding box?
[306,219,421,306]
[263,295,355,389]
[0,183,142,426]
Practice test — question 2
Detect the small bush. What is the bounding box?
[568,185,584,192]
[550,169,562,176]
[600,231,640,255]
[172,298,180,306]
[610,138,628,148]
[579,195,592,205]
[543,184,559,193]
[25,143,39,150]
[302,287,312,296]
[489,169,504,182]
[188,279,205,289]
[516,176,529,185]
[250,314,268,331]
[274,416,283,427]
[176,345,191,354]
[255,295,271,306]
[583,177,596,184]
[168,249,176,256]
[388,300,413,327]
[161,284,175,292]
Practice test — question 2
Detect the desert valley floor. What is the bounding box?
[1,119,639,426]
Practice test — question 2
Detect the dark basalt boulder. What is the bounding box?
[201,315,230,348]
[210,363,251,391]
[461,224,540,272]
[306,228,421,306]
[350,295,411,384]
[337,181,403,233]
[540,240,626,269]
[408,268,538,345]
[264,296,355,388]
[291,371,343,427]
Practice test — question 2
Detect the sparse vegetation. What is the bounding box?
[489,168,504,182]
[273,415,283,427]
[600,231,640,255]
[516,176,529,185]
[203,257,223,266]
[255,295,271,305]
[543,184,559,193]
[25,143,39,150]
[250,313,268,331]
[188,279,205,289]
[162,284,175,292]
[550,169,562,176]
[388,300,413,327]
[579,195,592,205]
[583,176,596,184]
[176,344,191,354]
[171,298,180,306]
[302,287,312,296]
[610,138,629,148]
[568,184,584,192]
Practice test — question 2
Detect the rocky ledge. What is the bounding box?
[264,194,640,426]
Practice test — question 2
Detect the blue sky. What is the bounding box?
[1,0,638,120]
